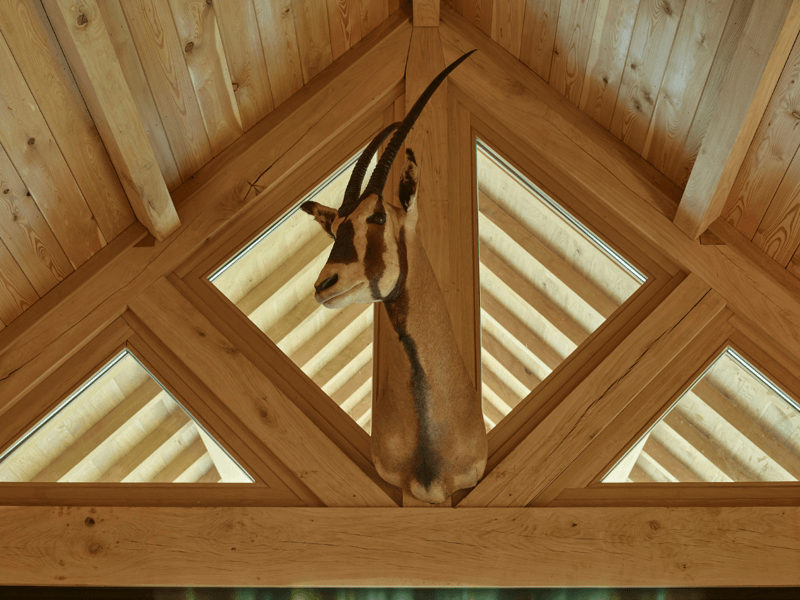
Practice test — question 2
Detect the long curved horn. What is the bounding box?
[361,50,476,199]
[339,122,400,217]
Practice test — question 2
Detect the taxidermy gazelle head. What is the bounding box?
[302,51,487,505]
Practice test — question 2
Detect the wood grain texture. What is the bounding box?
[460,275,725,507]
[327,0,363,60]
[97,0,181,191]
[675,0,800,239]
[462,0,492,35]
[0,506,797,586]
[44,0,181,242]
[168,0,243,154]
[610,0,685,155]
[752,146,800,265]
[121,0,213,180]
[643,0,733,177]
[253,0,304,108]
[553,483,800,506]
[0,239,38,326]
[212,0,274,131]
[0,26,105,268]
[549,0,600,106]
[0,145,72,296]
[0,15,410,416]
[492,0,525,57]
[293,0,334,83]
[519,0,561,81]
[0,0,134,242]
[129,277,395,507]
[674,0,754,188]
[578,0,639,130]
[414,0,440,25]
[361,0,390,36]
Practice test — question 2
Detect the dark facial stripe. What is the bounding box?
[398,149,417,212]
[383,228,439,490]
[364,199,386,300]
[327,220,358,264]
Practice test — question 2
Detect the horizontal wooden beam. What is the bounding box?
[0,506,796,586]
[43,0,180,241]
[674,0,800,239]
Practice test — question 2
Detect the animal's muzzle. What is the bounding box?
[315,274,338,294]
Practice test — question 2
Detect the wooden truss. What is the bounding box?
[0,3,799,587]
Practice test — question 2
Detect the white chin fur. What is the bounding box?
[318,283,370,308]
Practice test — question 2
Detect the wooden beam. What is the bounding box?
[642,437,701,483]
[413,0,439,26]
[151,437,207,483]
[129,277,394,506]
[43,0,181,242]
[0,13,410,412]
[0,506,797,586]
[674,0,800,239]
[460,275,726,507]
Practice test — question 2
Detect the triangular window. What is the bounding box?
[476,141,646,429]
[0,350,253,483]
[603,347,800,482]
[209,154,376,433]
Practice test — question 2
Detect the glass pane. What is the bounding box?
[210,154,376,433]
[603,348,800,482]
[476,141,646,430]
[0,350,253,483]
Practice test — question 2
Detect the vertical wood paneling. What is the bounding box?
[579,0,640,129]
[674,0,754,188]
[253,0,304,108]
[610,0,685,155]
[360,0,389,36]
[122,0,213,180]
[492,0,526,58]
[327,0,363,60]
[724,34,800,238]
[550,0,601,105]
[519,0,562,81]
[293,0,334,83]
[0,239,38,326]
[0,0,134,243]
[752,152,800,265]
[0,145,71,296]
[462,0,493,36]
[643,0,733,177]
[0,30,105,268]
[213,0,274,132]
[98,0,182,191]
[168,0,243,156]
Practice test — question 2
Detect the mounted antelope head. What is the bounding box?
[301,51,486,504]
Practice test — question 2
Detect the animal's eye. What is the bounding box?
[367,212,386,225]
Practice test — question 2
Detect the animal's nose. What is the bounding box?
[315,274,338,294]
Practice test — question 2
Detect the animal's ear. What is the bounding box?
[398,148,419,219]
[300,201,337,237]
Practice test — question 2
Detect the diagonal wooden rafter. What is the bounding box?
[674,0,800,239]
[43,0,181,242]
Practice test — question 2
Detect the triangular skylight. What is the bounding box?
[0,350,253,483]
[476,141,646,430]
[209,153,376,433]
[603,347,800,482]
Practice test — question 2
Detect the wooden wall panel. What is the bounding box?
[0,27,105,268]
[293,0,335,83]
[167,0,243,154]
[491,0,525,57]
[0,240,38,326]
[0,0,134,243]
[361,0,390,36]
[462,0,493,35]
[253,0,305,108]
[327,0,363,60]
[549,0,599,106]
[121,0,213,180]
[643,0,733,178]
[0,146,72,296]
[213,0,275,131]
[518,0,561,81]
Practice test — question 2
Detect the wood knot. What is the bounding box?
[27,138,35,146]
[2,189,8,194]
[206,0,213,4]
[77,12,88,26]
[649,520,660,531]
[663,2,672,16]
[630,63,637,71]
[792,111,800,120]
[232,82,239,92]
[185,41,194,53]
[84,517,95,527]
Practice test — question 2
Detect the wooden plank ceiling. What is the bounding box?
[0,0,398,330]
[454,0,800,283]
